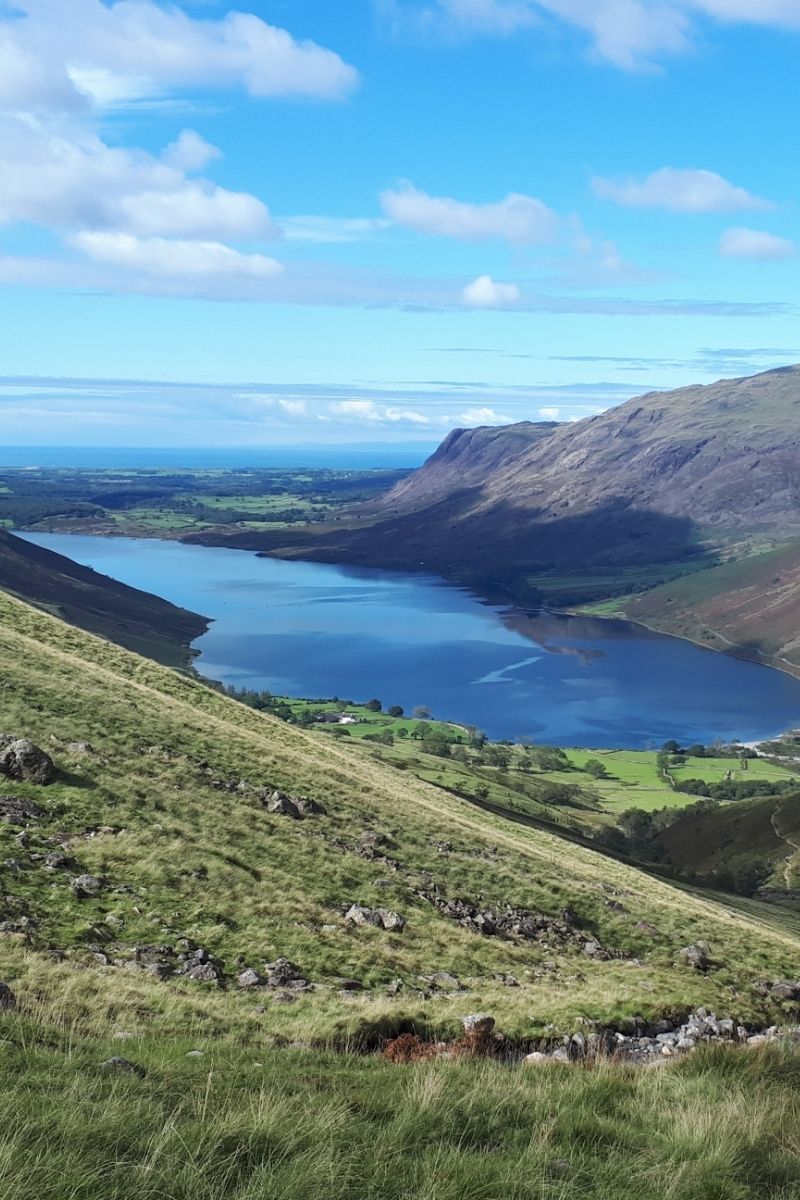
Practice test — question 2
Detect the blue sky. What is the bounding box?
[0,0,798,448]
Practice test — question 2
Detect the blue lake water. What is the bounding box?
[21,531,800,749]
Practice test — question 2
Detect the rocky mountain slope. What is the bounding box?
[0,528,207,668]
[2,588,800,1045]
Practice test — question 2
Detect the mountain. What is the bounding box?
[191,366,800,673]
[0,528,207,668]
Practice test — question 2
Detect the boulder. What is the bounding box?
[769,980,800,1002]
[344,904,405,932]
[237,968,266,990]
[0,739,55,785]
[71,875,102,898]
[344,904,384,928]
[0,796,45,825]
[296,798,327,816]
[428,972,461,992]
[0,982,17,1011]
[263,958,309,989]
[66,742,94,754]
[679,942,710,971]
[376,909,406,933]
[265,792,301,819]
[462,1013,495,1036]
[186,962,222,985]
[44,851,72,871]
[582,939,605,958]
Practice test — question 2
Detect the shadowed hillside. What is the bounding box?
[0,528,207,668]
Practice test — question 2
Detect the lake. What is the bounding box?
[21,531,800,749]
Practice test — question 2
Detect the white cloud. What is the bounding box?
[0,117,278,241]
[0,1,359,112]
[239,394,309,418]
[330,400,432,424]
[463,275,522,308]
[163,130,222,173]
[459,406,516,424]
[538,406,560,418]
[71,232,283,280]
[379,0,800,70]
[381,183,559,243]
[719,227,797,260]
[278,216,392,243]
[592,167,771,213]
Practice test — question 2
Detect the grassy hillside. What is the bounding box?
[655,794,800,893]
[6,595,800,1199]
[2,589,800,1045]
[0,528,206,668]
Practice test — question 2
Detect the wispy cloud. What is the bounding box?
[719,227,797,260]
[593,167,772,213]
[381,182,560,244]
[377,1,800,71]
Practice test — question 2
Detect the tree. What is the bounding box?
[584,757,609,779]
[388,705,404,718]
[474,784,490,802]
[365,699,382,712]
[412,705,432,720]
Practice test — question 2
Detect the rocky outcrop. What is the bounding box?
[344,904,406,932]
[0,738,55,785]
[71,875,102,898]
[0,796,45,824]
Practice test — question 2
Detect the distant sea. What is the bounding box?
[0,444,435,470]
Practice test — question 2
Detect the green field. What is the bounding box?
[0,467,411,540]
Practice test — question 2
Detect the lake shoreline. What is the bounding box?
[16,528,800,750]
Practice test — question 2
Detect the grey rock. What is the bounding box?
[272,991,298,1005]
[44,851,72,871]
[237,968,266,990]
[386,978,403,996]
[769,980,800,1002]
[295,797,327,816]
[376,908,406,933]
[71,874,102,898]
[428,972,461,992]
[0,739,55,785]
[344,904,384,928]
[66,742,94,754]
[100,1056,146,1078]
[186,962,221,985]
[263,958,309,989]
[265,792,301,819]
[0,982,17,1011]
[679,943,710,971]
[146,963,173,980]
[462,1013,495,1035]
[335,978,364,991]
[582,939,605,958]
[0,796,45,824]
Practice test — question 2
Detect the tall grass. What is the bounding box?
[2,1011,800,1200]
